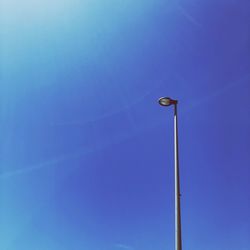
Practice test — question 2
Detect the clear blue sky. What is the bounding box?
[1,0,249,249]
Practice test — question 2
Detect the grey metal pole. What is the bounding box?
[158,97,183,249]
[174,103,182,250]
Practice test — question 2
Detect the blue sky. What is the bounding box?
[0,0,249,249]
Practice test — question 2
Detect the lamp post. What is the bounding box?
[158,97,182,250]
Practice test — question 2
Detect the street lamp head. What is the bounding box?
[158,97,178,107]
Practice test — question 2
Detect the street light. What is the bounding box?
[158,97,182,250]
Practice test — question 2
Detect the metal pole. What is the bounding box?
[174,103,182,250]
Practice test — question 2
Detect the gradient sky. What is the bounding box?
[1,0,250,249]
